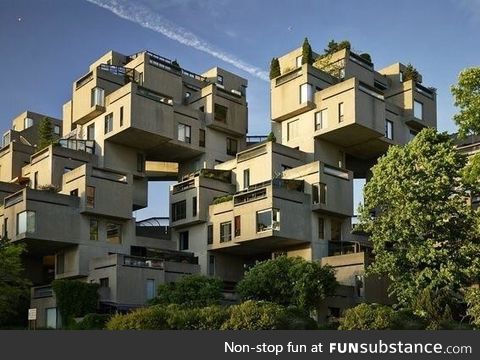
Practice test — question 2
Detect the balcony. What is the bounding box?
[32,285,53,299]
[58,139,95,154]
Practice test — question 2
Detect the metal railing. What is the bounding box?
[246,135,268,144]
[97,64,141,84]
[123,255,164,269]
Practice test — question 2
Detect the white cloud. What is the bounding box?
[85,0,269,81]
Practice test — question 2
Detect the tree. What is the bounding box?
[269,57,281,79]
[152,274,223,307]
[38,117,55,150]
[358,129,480,310]
[323,40,351,55]
[0,235,30,327]
[451,67,480,138]
[402,63,420,83]
[236,256,337,313]
[339,303,397,330]
[301,38,313,65]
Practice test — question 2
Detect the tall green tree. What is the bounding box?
[451,67,480,138]
[301,37,313,65]
[269,57,281,79]
[38,117,55,150]
[358,129,480,310]
[236,256,337,313]
[0,236,30,327]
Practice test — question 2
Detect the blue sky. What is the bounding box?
[1,0,479,219]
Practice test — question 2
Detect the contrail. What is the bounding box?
[85,0,269,81]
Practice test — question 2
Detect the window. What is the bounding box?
[214,104,228,122]
[338,102,344,122]
[287,119,299,141]
[54,125,61,135]
[24,117,34,129]
[86,186,95,208]
[234,215,241,237]
[192,196,197,217]
[256,209,280,232]
[300,83,313,104]
[385,119,394,140]
[414,100,423,120]
[56,253,64,275]
[331,219,342,241]
[172,200,186,221]
[3,132,10,147]
[46,308,58,329]
[87,123,95,140]
[137,153,145,172]
[207,224,213,245]
[226,138,238,156]
[312,184,319,204]
[2,218,8,238]
[100,277,109,288]
[208,255,215,276]
[319,183,327,204]
[318,218,325,239]
[104,113,113,134]
[243,169,250,189]
[217,75,224,85]
[64,167,73,174]
[199,129,205,147]
[33,171,38,189]
[146,279,156,300]
[106,223,122,244]
[177,123,191,143]
[315,109,327,130]
[91,87,105,107]
[70,189,78,197]
[89,219,98,241]
[220,222,232,242]
[296,55,303,68]
[120,106,124,127]
[179,231,189,250]
[185,91,191,99]
[16,211,35,235]
[409,129,418,140]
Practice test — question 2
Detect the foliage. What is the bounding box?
[301,37,313,65]
[358,129,480,310]
[236,256,337,313]
[402,63,420,83]
[339,303,397,330]
[221,301,289,330]
[52,279,99,328]
[151,275,223,307]
[359,53,372,63]
[38,184,60,192]
[466,288,480,328]
[410,288,458,329]
[0,235,30,327]
[269,57,281,79]
[71,313,110,330]
[451,67,480,138]
[38,117,56,150]
[171,59,181,71]
[324,40,351,55]
[267,131,276,142]
[212,195,233,205]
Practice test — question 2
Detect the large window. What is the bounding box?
[104,113,113,134]
[56,253,65,275]
[199,129,205,147]
[385,119,394,140]
[86,186,95,208]
[226,138,238,156]
[214,104,228,122]
[287,119,299,141]
[319,183,327,204]
[414,100,423,120]
[87,123,95,140]
[24,117,34,129]
[234,215,241,237]
[192,196,197,217]
[91,87,105,107]
[179,231,189,250]
[243,169,250,189]
[318,218,325,239]
[177,123,191,143]
[220,222,232,242]
[296,55,302,68]
[315,109,327,131]
[16,211,35,235]
[172,200,186,221]
[300,83,313,104]
[256,209,280,232]
[54,125,61,135]
[120,106,124,127]
[338,102,345,122]
[312,184,319,204]
[146,279,156,300]
[207,224,213,244]
[331,219,342,242]
[106,223,122,244]
[89,218,98,241]
[208,255,215,276]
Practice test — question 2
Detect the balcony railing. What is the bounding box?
[142,51,207,82]
[33,285,53,299]
[58,139,95,154]
[136,85,173,105]
[123,255,164,269]
[246,135,268,145]
[172,179,195,194]
[97,64,141,84]
[328,241,371,257]
[75,71,93,89]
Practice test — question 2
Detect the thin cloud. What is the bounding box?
[85,0,269,81]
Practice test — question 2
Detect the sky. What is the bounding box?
[0,0,479,219]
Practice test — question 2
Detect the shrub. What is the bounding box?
[221,301,289,330]
[52,279,99,328]
[410,288,456,330]
[267,132,276,142]
[301,38,313,65]
[403,63,420,83]
[339,303,397,330]
[152,275,223,307]
[466,288,480,328]
[212,195,233,205]
[359,53,372,63]
[269,58,281,79]
[71,313,110,330]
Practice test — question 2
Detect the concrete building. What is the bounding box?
[1,44,436,327]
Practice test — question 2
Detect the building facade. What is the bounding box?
[0,44,436,327]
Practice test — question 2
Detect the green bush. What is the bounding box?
[71,313,110,330]
[466,288,480,328]
[403,63,420,83]
[152,275,223,307]
[269,58,281,79]
[212,195,233,205]
[221,301,289,330]
[339,303,397,330]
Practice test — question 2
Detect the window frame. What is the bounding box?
[220,221,232,242]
